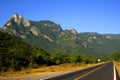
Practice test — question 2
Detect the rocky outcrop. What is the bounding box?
[9,13,30,27]
[30,26,39,36]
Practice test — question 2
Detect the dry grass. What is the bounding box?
[0,63,102,77]
[115,62,120,76]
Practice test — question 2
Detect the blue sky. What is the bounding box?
[0,0,120,34]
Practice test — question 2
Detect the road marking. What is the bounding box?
[75,65,105,80]
[113,61,116,80]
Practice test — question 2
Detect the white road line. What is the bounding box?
[113,61,116,80]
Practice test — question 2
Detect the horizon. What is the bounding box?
[0,0,120,34]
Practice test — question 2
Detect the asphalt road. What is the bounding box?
[45,62,119,80]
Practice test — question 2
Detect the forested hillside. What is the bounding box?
[0,31,50,71]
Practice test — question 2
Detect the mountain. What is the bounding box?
[1,13,120,57]
[77,32,120,56]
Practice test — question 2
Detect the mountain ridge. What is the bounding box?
[1,13,120,57]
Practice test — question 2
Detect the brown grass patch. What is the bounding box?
[115,62,120,76]
[0,63,102,77]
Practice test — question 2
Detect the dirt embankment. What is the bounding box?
[115,62,120,77]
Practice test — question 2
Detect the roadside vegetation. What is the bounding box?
[102,51,120,76]
[0,32,98,74]
[103,51,120,61]
[0,63,101,77]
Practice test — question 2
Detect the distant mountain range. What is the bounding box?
[1,13,120,57]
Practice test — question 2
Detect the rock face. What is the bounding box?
[1,14,30,36]
[1,13,120,57]
[30,26,39,36]
[10,13,30,26]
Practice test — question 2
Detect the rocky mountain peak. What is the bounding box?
[10,13,24,24]
[13,13,23,19]
[9,13,30,27]
[70,29,77,35]
[1,13,31,36]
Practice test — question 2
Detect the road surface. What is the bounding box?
[45,62,119,80]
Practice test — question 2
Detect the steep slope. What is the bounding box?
[1,13,62,53]
[1,14,94,55]
[1,13,120,57]
[0,31,50,71]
